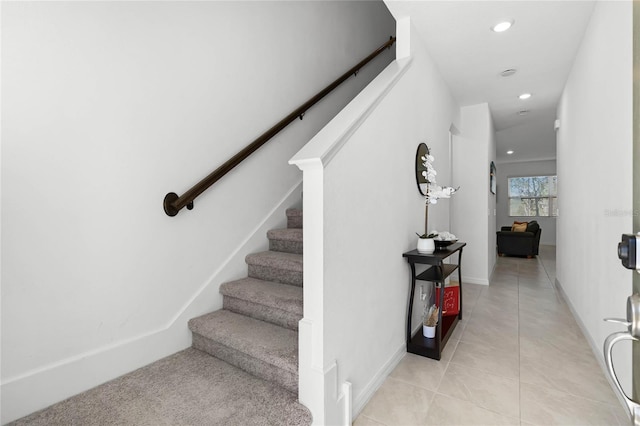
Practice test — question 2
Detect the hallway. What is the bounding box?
[356,246,628,425]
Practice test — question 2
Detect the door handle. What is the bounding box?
[603,331,640,425]
[604,318,631,327]
[605,294,640,339]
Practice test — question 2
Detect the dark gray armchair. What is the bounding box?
[496,221,541,258]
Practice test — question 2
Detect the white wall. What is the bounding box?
[496,160,557,246]
[556,0,633,396]
[1,2,395,422]
[451,103,496,285]
[290,18,458,423]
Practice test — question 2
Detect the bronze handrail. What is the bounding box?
[164,36,396,216]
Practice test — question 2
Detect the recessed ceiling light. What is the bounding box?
[492,20,514,33]
[500,69,517,77]
[507,150,514,155]
[519,93,532,100]
[518,110,530,116]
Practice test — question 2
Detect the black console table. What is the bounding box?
[402,242,465,360]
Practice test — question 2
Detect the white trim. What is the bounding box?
[395,16,410,59]
[495,156,557,165]
[289,57,412,169]
[461,276,490,286]
[341,382,353,426]
[554,278,630,414]
[351,341,406,421]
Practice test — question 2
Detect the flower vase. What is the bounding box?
[417,238,435,254]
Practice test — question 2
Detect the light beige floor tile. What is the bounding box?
[461,305,475,318]
[517,285,563,303]
[519,336,619,405]
[461,288,477,307]
[491,275,519,285]
[425,394,520,425]
[519,325,587,355]
[360,377,434,426]
[518,279,553,291]
[439,337,459,362]
[449,318,466,341]
[450,340,519,379]
[484,282,520,295]
[353,414,387,426]
[518,266,549,275]
[518,275,550,284]
[518,271,548,279]
[518,269,547,277]
[518,314,586,349]
[459,316,519,352]
[461,283,485,298]
[469,302,519,323]
[613,406,632,426]
[477,291,520,309]
[461,297,479,318]
[436,363,520,419]
[518,302,575,328]
[488,281,518,292]
[520,382,621,425]
[389,353,448,392]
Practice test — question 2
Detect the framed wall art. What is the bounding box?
[490,161,497,194]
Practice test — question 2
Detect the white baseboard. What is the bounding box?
[351,341,406,421]
[1,181,302,425]
[461,275,489,286]
[553,278,630,416]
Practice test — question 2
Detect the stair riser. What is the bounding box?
[248,265,302,287]
[287,217,302,229]
[286,212,302,229]
[269,239,303,255]
[223,296,300,331]
[192,333,298,394]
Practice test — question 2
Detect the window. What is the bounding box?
[508,175,557,217]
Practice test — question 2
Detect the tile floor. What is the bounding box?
[354,246,629,426]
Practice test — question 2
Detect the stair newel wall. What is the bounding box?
[289,19,460,425]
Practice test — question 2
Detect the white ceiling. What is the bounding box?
[385,0,596,163]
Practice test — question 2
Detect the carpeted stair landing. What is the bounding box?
[10,209,310,425]
[9,348,311,426]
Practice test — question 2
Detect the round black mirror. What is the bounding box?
[415,143,429,196]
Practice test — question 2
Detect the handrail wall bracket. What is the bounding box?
[164,192,193,217]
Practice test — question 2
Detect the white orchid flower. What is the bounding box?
[443,186,458,196]
[421,146,459,208]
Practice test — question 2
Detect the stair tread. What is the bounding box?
[246,251,302,272]
[189,310,297,374]
[221,278,303,316]
[267,228,303,242]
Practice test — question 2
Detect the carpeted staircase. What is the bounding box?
[9,209,310,426]
[189,207,307,398]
